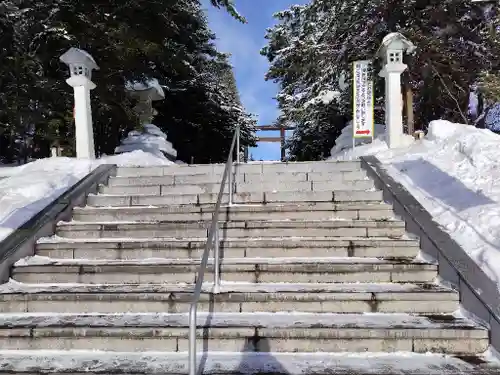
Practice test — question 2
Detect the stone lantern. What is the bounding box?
[115,79,178,161]
[59,47,99,159]
[377,33,416,148]
[125,79,165,125]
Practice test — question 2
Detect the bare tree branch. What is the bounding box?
[428,60,469,124]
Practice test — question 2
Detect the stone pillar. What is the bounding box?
[59,48,99,159]
[118,79,178,161]
[377,33,416,149]
[379,63,407,148]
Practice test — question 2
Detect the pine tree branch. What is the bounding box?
[210,0,246,23]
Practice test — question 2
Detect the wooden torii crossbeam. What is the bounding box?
[254,125,295,161]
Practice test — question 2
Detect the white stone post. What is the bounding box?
[59,48,99,159]
[377,33,416,148]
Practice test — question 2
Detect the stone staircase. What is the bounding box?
[0,160,497,374]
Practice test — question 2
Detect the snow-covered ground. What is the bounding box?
[331,120,500,298]
[0,150,175,242]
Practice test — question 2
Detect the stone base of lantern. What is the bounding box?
[115,145,177,162]
[115,124,178,161]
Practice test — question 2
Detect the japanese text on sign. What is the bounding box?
[352,60,374,138]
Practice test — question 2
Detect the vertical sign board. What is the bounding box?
[352,60,374,139]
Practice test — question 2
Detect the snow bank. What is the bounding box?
[332,119,500,296]
[0,158,94,242]
[0,150,175,242]
[330,122,414,160]
[0,165,21,179]
[115,124,177,160]
[99,150,175,167]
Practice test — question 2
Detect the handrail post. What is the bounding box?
[213,221,220,293]
[228,153,233,206]
[235,124,241,191]
[188,303,197,375]
[236,124,240,164]
[187,130,238,375]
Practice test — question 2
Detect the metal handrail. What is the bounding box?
[188,125,240,375]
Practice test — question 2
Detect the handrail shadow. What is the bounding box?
[197,334,290,375]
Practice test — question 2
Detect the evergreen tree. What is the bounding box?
[155,53,256,163]
[0,0,254,163]
[263,0,499,161]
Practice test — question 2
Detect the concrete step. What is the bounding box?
[12,257,437,284]
[86,190,384,207]
[36,237,421,260]
[0,351,494,375]
[54,219,407,239]
[115,161,362,178]
[99,179,375,196]
[0,282,459,314]
[0,312,487,354]
[72,202,397,222]
[108,170,369,186]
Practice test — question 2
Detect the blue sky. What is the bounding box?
[202,0,307,160]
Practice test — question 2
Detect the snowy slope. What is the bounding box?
[331,120,500,298]
[0,151,175,242]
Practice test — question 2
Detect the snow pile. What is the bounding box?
[115,124,177,160]
[0,150,176,242]
[99,150,175,167]
[330,122,414,160]
[0,158,94,242]
[0,165,19,179]
[332,119,500,294]
[125,79,164,95]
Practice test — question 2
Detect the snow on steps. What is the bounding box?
[71,202,397,221]
[85,190,384,207]
[52,219,407,239]
[114,160,362,177]
[0,312,488,354]
[104,161,377,206]
[0,281,459,314]
[109,168,369,185]
[35,236,421,260]
[0,160,493,372]
[98,179,375,195]
[10,256,437,284]
[13,255,417,266]
[0,280,447,294]
[0,351,497,375]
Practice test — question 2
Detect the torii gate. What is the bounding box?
[251,124,295,161]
